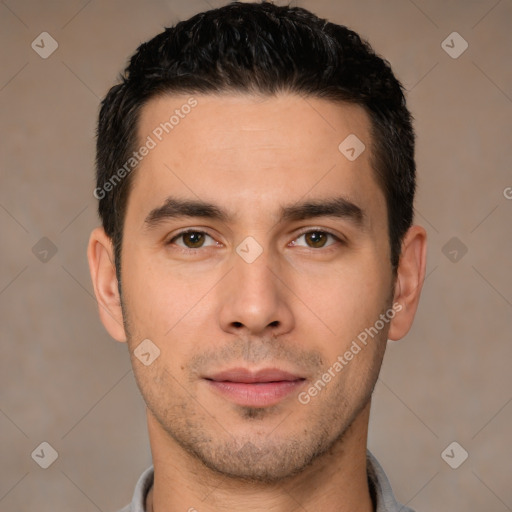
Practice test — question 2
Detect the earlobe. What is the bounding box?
[87,227,127,342]
[387,225,427,341]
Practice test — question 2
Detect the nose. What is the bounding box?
[217,246,295,338]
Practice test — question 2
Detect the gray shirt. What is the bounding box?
[118,451,414,512]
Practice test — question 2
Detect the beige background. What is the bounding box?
[1,0,511,510]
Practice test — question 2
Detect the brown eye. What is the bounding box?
[305,231,329,248]
[292,230,339,249]
[182,232,205,248]
[170,231,217,249]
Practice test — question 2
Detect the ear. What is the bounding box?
[387,225,427,341]
[87,227,127,342]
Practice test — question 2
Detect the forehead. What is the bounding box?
[138,92,371,162]
[127,93,385,226]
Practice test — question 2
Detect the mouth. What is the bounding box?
[203,368,306,408]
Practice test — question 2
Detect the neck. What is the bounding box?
[146,402,374,512]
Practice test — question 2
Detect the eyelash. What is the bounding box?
[167,228,344,253]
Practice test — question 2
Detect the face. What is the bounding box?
[112,93,400,482]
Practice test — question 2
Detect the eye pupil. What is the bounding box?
[306,231,327,248]
[184,232,205,248]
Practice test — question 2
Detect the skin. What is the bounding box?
[88,93,427,512]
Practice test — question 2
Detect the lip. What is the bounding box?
[204,367,306,407]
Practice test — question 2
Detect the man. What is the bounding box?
[88,2,426,511]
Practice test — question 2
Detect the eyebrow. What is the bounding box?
[143,195,366,229]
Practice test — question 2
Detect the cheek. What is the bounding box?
[121,248,221,361]
[303,257,392,342]
[121,244,185,325]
